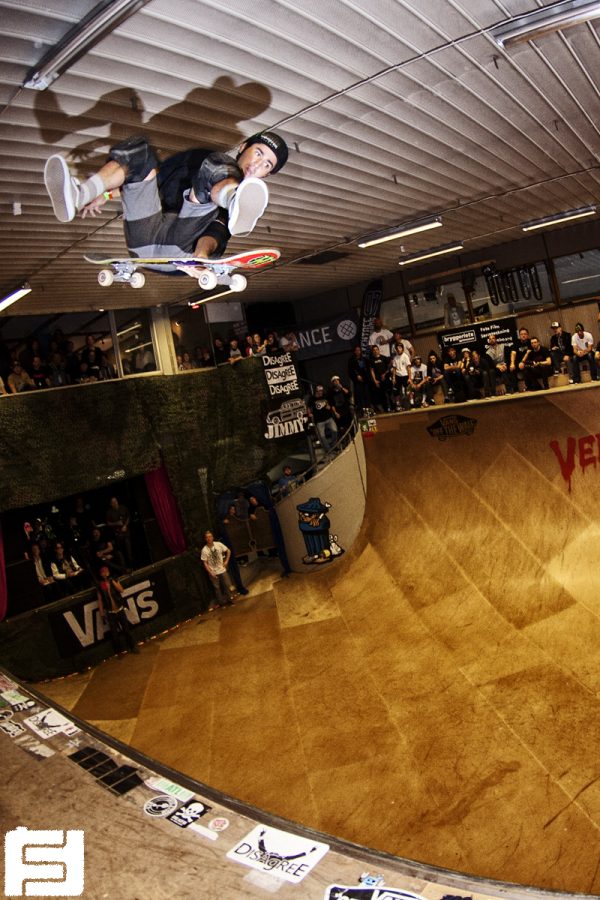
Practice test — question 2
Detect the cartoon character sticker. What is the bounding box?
[296,497,345,564]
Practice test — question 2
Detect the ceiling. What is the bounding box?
[2,0,600,317]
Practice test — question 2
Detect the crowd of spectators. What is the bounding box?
[346,316,600,412]
[175,328,293,371]
[22,494,135,602]
[0,332,118,395]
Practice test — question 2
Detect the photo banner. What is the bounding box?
[261,351,307,440]
[437,315,518,353]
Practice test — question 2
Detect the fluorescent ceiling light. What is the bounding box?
[491,0,600,49]
[521,205,597,232]
[0,283,32,312]
[116,322,142,338]
[23,0,151,90]
[399,242,464,267]
[188,289,234,308]
[358,216,443,249]
[124,340,153,354]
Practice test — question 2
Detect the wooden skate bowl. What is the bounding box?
[40,387,600,894]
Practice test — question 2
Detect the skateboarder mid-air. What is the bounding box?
[44,131,288,280]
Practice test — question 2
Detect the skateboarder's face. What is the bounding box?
[237,142,278,179]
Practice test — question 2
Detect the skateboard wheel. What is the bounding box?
[229,274,247,292]
[198,270,218,290]
[130,272,145,289]
[98,269,114,287]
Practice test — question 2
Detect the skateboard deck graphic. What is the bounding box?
[84,248,280,291]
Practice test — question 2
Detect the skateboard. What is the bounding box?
[84,247,280,291]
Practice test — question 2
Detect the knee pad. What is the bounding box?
[192,153,242,203]
[107,135,158,184]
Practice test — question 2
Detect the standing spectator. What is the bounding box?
[279,329,300,352]
[523,336,552,391]
[106,496,133,568]
[80,335,98,367]
[277,465,298,496]
[391,329,414,359]
[212,336,229,365]
[96,566,139,654]
[571,322,598,383]
[443,293,467,327]
[327,375,353,431]
[227,337,244,364]
[90,526,125,575]
[485,334,511,394]
[307,384,339,451]
[194,346,213,367]
[390,341,412,409]
[347,345,370,413]
[180,351,194,370]
[200,531,236,610]
[368,318,393,357]
[369,345,393,412]
[549,322,573,380]
[7,361,34,393]
[251,333,267,356]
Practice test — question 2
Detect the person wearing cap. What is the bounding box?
[407,355,433,407]
[549,322,573,380]
[43,130,288,277]
[327,374,353,431]
[571,322,598,383]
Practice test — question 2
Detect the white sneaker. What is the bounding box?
[228,177,268,236]
[44,155,80,223]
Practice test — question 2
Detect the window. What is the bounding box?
[406,280,467,330]
[114,309,157,375]
[469,262,553,315]
[554,250,600,302]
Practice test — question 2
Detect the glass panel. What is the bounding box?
[554,250,600,302]
[406,280,467,330]
[114,309,157,375]
[468,261,553,316]
[380,293,409,330]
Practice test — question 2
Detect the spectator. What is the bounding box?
[233,491,250,520]
[19,337,43,372]
[200,531,236,610]
[368,345,392,412]
[106,496,133,568]
[133,345,155,373]
[426,350,447,402]
[212,336,229,365]
[265,332,279,352]
[251,333,267,356]
[277,465,298,496]
[442,346,466,402]
[523,336,552,391]
[407,355,432,407]
[180,351,194,370]
[80,335,98,367]
[29,355,51,389]
[7,361,34,394]
[391,329,414,358]
[85,347,103,380]
[549,321,573,380]
[96,566,139,654]
[327,375,353,431]
[347,345,370,413]
[227,337,244,364]
[461,348,484,399]
[279,329,299,352]
[368,317,393,357]
[47,351,70,387]
[90,526,125,575]
[0,375,8,396]
[443,293,467,327]
[195,346,213,368]
[50,541,84,594]
[30,542,54,587]
[243,335,255,357]
[510,327,532,392]
[485,334,511,395]
[571,322,598,383]
[307,384,339,451]
[222,503,240,525]
[390,341,412,409]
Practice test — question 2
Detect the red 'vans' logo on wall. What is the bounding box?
[549,435,600,492]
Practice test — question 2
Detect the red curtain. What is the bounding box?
[144,465,187,556]
[0,523,7,621]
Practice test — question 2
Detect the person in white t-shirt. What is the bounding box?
[390,341,412,409]
[200,531,235,609]
[408,356,433,407]
[368,318,393,357]
[571,322,598,383]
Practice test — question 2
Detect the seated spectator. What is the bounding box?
[80,334,98,366]
[212,336,229,366]
[327,375,354,431]
[390,341,412,409]
[426,350,447,402]
[368,345,392,412]
[90,526,125,575]
[307,384,339,451]
[279,329,300,352]
[76,360,97,383]
[29,542,54,588]
[442,346,466,402]
[195,346,213,368]
[277,465,298,496]
[85,347,103,380]
[549,321,573,379]
[47,351,70,387]
[228,338,244,364]
[19,338,43,373]
[571,322,598,383]
[50,541,84,594]
[347,345,370,413]
[7,361,34,393]
[407,355,433,407]
[485,335,511,394]
[510,327,532,392]
[30,355,51,389]
[523,336,552,390]
[461,348,486,399]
